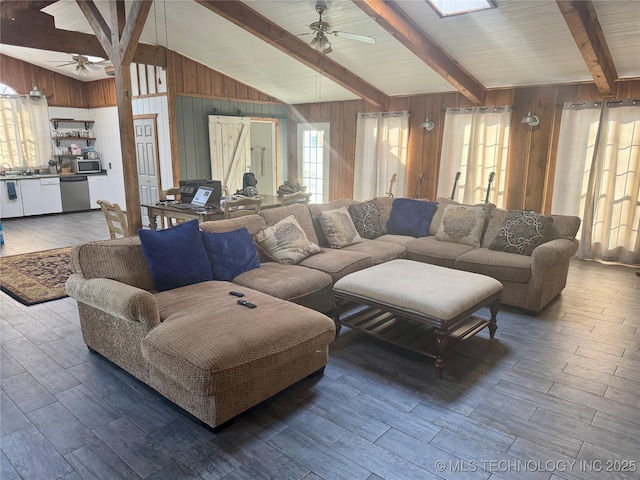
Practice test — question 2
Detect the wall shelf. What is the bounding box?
[51,118,95,130]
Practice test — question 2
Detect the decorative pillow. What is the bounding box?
[138,219,212,292]
[435,204,487,248]
[254,215,323,264]
[386,198,438,237]
[348,201,387,239]
[489,210,555,256]
[318,207,364,248]
[201,228,260,281]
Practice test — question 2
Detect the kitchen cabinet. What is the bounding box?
[20,179,44,216]
[0,177,63,218]
[88,175,109,208]
[41,177,63,214]
[0,180,24,218]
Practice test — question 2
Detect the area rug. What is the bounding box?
[0,247,73,306]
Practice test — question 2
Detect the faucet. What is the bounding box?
[0,163,11,176]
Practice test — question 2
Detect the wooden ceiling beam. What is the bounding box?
[77,0,153,232]
[195,0,389,108]
[118,0,152,65]
[0,1,57,20]
[556,0,617,97]
[355,0,485,105]
[0,18,167,66]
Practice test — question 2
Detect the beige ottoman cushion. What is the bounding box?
[333,259,502,321]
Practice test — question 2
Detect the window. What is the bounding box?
[553,100,639,265]
[353,112,409,201]
[0,82,51,168]
[437,106,511,207]
[426,0,495,17]
[297,123,330,204]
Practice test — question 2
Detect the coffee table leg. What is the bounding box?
[435,328,447,378]
[332,298,343,340]
[489,298,499,339]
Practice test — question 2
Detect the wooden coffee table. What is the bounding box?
[333,259,502,377]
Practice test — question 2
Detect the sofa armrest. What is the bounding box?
[66,274,160,330]
[531,238,578,270]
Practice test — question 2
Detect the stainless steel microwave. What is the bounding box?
[72,158,101,173]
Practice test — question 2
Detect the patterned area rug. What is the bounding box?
[0,247,73,306]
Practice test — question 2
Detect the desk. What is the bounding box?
[144,195,280,230]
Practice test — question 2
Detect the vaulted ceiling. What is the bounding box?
[1,0,639,106]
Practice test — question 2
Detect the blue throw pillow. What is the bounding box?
[138,219,212,292]
[201,228,260,281]
[386,198,438,237]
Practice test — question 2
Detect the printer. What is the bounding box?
[179,179,222,204]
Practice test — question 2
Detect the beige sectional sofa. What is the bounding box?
[66,195,579,428]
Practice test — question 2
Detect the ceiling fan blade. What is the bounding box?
[54,62,76,67]
[87,64,102,70]
[332,31,376,44]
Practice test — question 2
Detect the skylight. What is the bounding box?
[426,0,495,17]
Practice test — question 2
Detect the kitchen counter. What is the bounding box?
[0,171,107,180]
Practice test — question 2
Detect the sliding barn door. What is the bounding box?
[208,116,251,195]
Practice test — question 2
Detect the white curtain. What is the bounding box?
[437,106,511,207]
[0,95,51,167]
[553,100,639,265]
[353,111,409,201]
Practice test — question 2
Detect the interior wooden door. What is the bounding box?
[134,116,161,225]
[208,116,251,195]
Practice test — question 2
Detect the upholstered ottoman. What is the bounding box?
[333,259,502,377]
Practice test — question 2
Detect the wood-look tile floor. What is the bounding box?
[1,212,639,480]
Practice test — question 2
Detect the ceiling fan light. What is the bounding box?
[319,35,332,54]
[75,64,89,77]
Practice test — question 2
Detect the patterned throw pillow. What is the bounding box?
[435,204,487,248]
[254,215,323,264]
[489,210,555,256]
[318,207,364,248]
[348,201,387,239]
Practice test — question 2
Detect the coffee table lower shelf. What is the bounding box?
[334,294,500,378]
[339,306,490,358]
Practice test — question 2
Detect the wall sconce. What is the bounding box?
[421,117,435,131]
[29,85,44,99]
[521,111,540,127]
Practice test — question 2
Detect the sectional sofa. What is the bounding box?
[66,196,579,428]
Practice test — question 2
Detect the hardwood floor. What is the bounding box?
[1,212,639,480]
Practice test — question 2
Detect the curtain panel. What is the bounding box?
[437,106,511,207]
[553,100,639,265]
[0,95,51,167]
[353,111,409,201]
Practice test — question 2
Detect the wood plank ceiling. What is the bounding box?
[1,0,639,105]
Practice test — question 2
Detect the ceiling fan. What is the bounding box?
[50,54,111,77]
[304,4,375,54]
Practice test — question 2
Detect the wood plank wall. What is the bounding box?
[0,54,117,108]
[1,54,87,107]
[288,80,640,212]
[170,52,281,104]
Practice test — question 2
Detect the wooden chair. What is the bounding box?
[280,191,311,206]
[160,186,181,202]
[97,199,129,239]
[223,196,263,219]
